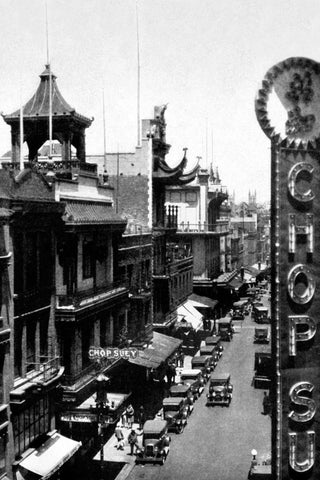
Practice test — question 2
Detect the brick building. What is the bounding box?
[88,106,199,334]
[0,65,134,478]
[165,164,230,300]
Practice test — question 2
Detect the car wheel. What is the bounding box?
[160,456,165,465]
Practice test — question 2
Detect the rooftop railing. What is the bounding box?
[25,356,60,383]
[57,278,128,308]
[177,221,229,233]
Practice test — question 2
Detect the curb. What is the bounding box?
[114,462,136,480]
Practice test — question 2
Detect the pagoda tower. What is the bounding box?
[2,65,93,164]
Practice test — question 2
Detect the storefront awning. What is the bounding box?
[19,432,81,480]
[129,332,182,369]
[189,293,218,309]
[229,278,245,291]
[177,300,203,331]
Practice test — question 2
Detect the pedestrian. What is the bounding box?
[127,429,139,455]
[137,405,145,430]
[121,411,127,428]
[262,391,271,415]
[126,404,135,429]
[114,422,124,450]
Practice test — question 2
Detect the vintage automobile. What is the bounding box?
[136,419,170,465]
[216,318,234,341]
[191,355,212,380]
[254,327,270,344]
[206,372,233,406]
[162,397,188,433]
[205,335,223,358]
[180,368,205,399]
[199,345,219,370]
[169,384,194,414]
[253,306,269,324]
[253,352,272,389]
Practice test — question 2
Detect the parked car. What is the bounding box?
[169,384,194,414]
[136,419,170,465]
[254,327,270,344]
[162,397,188,433]
[191,355,213,380]
[206,372,233,406]
[216,318,234,341]
[205,335,223,358]
[253,306,269,324]
[253,352,272,389]
[199,345,219,369]
[180,369,205,399]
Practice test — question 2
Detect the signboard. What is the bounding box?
[60,412,117,425]
[256,57,320,479]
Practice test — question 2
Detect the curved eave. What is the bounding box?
[3,70,92,128]
[177,162,200,185]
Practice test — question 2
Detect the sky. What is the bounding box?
[0,0,319,203]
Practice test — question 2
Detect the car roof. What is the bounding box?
[143,419,168,434]
[200,345,215,353]
[216,318,232,324]
[210,372,230,381]
[205,336,221,344]
[255,326,268,331]
[163,397,185,406]
[180,368,201,376]
[170,384,190,393]
[192,355,211,364]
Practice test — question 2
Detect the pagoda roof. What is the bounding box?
[153,151,200,185]
[3,65,92,127]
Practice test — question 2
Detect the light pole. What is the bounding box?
[95,373,110,480]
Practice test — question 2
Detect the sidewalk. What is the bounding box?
[93,422,143,465]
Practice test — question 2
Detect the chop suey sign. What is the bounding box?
[256,57,320,479]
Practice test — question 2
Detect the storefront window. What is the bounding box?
[13,396,50,456]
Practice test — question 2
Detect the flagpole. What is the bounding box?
[103,89,107,171]
[45,0,52,159]
[20,103,24,170]
[136,0,141,147]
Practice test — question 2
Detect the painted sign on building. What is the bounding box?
[256,57,320,479]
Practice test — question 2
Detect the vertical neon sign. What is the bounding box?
[256,57,320,479]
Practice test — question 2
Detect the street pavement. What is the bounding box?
[123,295,271,480]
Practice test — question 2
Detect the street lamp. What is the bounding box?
[96,373,110,480]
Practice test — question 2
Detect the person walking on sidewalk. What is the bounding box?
[114,423,124,450]
[126,404,135,429]
[128,429,139,455]
[137,405,145,430]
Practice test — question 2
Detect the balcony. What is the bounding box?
[1,160,98,178]
[176,221,229,234]
[25,356,61,384]
[56,279,129,318]
[11,356,63,403]
[154,254,193,277]
[154,205,178,231]
[62,357,118,389]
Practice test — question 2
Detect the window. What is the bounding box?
[83,240,94,279]
[13,396,50,456]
